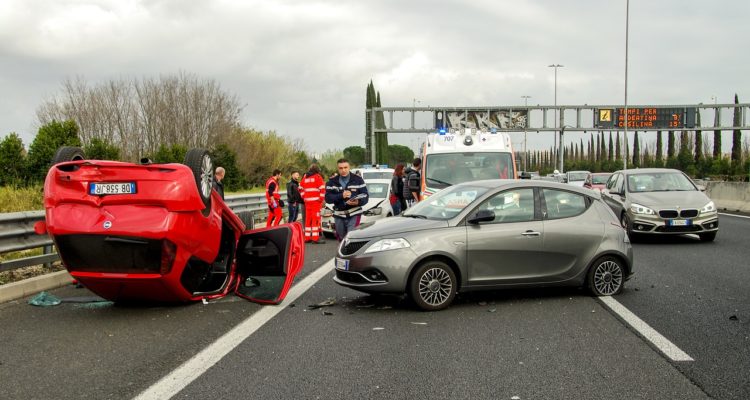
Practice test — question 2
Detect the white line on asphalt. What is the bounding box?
[719,212,750,219]
[598,296,694,362]
[133,258,335,400]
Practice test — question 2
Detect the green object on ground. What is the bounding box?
[28,291,61,307]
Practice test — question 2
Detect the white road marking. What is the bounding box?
[719,212,750,219]
[133,258,335,400]
[599,296,694,362]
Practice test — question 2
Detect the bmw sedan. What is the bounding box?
[333,180,633,311]
[600,168,719,242]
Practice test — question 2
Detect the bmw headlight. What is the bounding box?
[700,201,716,214]
[364,238,410,253]
[630,203,655,215]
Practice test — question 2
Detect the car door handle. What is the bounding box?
[521,230,540,237]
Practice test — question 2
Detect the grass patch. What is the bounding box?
[0,185,44,213]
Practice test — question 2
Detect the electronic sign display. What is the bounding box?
[595,107,696,129]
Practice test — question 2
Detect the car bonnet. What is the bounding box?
[348,216,449,239]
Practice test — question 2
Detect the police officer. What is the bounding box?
[325,158,369,241]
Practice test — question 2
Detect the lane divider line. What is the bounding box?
[599,296,694,362]
[719,212,750,219]
[133,258,335,400]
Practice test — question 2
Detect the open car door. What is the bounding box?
[234,222,304,304]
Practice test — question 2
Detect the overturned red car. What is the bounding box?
[37,147,304,304]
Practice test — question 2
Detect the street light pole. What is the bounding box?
[548,64,564,172]
[521,95,531,172]
[623,0,630,170]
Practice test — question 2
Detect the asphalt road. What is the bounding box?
[0,215,748,399]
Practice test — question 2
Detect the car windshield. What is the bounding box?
[627,172,697,193]
[425,152,514,189]
[567,172,588,181]
[592,174,611,184]
[403,184,489,220]
[366,182,388,199]
[362,172,392,179]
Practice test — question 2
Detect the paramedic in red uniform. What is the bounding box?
[265,169,283,227]
[299,164,326,243]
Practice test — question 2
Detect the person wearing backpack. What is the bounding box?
[405,157,423,206]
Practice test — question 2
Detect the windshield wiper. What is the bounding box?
[426,177,451,186]
[403,214,428,219]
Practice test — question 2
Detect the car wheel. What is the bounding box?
[587,256,625,296]
[698,231,717,242]
[237,211,255,230]
[52,146,85,164]
[409,261,456,311]
[183,148,213,216]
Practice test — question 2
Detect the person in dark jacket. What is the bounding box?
[324,158,368,241]
[390,164,406,215]
[405,157,422,206]
[212,167,225,200]
[286,171,303,223]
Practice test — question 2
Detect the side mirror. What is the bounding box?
[468,209,495,224]
[519,172,532,180]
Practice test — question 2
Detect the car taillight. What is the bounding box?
[160,240,177,275]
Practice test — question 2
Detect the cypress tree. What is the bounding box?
[655,131,663,165]
[713,108,722,159]
[632,131,640,167]
[731,93,743,168]
[667,131,675,158]
[375,91,388,164]
[600,132,606,162]
[608,133,614,161]
[616,132,621,160]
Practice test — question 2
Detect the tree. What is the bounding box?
[84,138,121,161]
[655,131,663,167]
[210,143,246,191]
[616,132,621,160]
[343,146,366,166]
[713,110,722,159]
[26,120,82,183]
[387,144,414,166]
[632,131,640,167]
[150,143,187,164]
[0,133,26,185]
[375,91,388,164]
[37,73,242,161]
[731,93,743,174]
[608,133,614,161]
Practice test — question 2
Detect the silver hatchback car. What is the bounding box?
[333,180,633,311]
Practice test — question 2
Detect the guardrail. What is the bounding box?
[0,192,287,274]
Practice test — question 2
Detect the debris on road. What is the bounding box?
[411,322,427,325]
[729,315,738,321]
[308,297,336,309]
[322,311,333,316]
[372,327,385,331]
[488,308,497,313]
[28,291,61,307]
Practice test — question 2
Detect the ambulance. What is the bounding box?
[420,128,517,198]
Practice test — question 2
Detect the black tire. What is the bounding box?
[237,211,255,230]
[408,261,457,311]
[698,231,717,242]
[183,148,213,216]
[52,146,85,164]
[620,212,638,241]
[587,256,625,296]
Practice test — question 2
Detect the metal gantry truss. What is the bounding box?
[366,104,750,163]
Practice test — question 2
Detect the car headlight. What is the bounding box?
[630,203,655,215]
[364,238,410,253]
[700,201,716,214]
[364,207,382,216]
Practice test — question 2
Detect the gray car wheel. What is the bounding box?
[588,256,625,296]
[183,148,213,216]
[409,261,456,311]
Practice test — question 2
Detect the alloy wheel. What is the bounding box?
[593,260,623,295]
[418,267,453,306]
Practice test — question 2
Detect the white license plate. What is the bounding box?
[669,219,691,226]
[90,182,137,195]
[335,258,349,271]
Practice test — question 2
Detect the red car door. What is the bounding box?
[233,222,305,304]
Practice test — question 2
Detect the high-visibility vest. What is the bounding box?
[299,173,325,205]
[265,176,280,206]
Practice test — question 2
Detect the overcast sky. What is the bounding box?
[1,0,748,156]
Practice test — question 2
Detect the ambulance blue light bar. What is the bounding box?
[438,128,446,135]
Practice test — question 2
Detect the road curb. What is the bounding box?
[0,271,74,304]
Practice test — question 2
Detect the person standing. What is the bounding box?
[286,171,303,223]
[299,164,326,243]
[265,169,283,227]
[405,157,423,205]
[213,166,225,200]
[325,158,369,241]
[390,164,406,216]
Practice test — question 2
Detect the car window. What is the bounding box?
[363,172,392,179]
[404,184,489,220]
[606,174,617,190]
[627,172,697,193]
[542,189,588,219]
[592,174,611,185]
[366,182,389,198]
[611,174,624,192]
[476,188,535,223]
